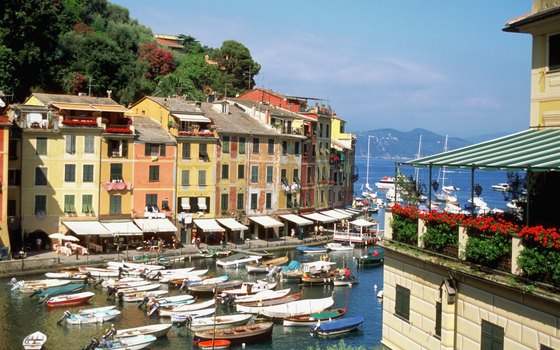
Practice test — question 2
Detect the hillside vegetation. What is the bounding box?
[0,0,260,104]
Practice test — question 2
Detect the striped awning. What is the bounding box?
[406,129,560,171]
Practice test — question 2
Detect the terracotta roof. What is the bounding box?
[230,98,315,121]
[504,6,560,32]
[144,96,202,114]
[155,37,184,49]
[201,102,277,136]
[134,117,175,144]
[29,93,123,106]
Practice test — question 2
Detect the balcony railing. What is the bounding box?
[103,181,132,191]
[178,129,215,137]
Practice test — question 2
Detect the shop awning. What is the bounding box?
[249,216,284,228]
[173,113,211,123]
[349,219,376,227]
[335,209,358,217]
[302,213,337,223]
[321,210,351,220]
[51,102,99,112]
[407,129,560,171]
[91,104,130,113]
[133,218,177,233]
[194,219,226,233]
[216,218,248,231]
[63,221,112,237]
[101,221,142,236]
[279,214,314,226]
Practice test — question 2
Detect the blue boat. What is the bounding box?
[296,245,328,254]
[36,283,85,299]
[309,316,365,336]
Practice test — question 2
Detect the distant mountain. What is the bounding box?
[353,128,472,159]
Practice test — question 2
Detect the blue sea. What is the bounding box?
[354,157,515,214]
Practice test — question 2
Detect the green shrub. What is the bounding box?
[422,223,458,252]
[465,233,511,268]
[392,216,418,245]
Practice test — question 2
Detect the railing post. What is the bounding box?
[418,218,426,248]
[384,208,393,240]
[458,226,468,260]
[511,235,523,275]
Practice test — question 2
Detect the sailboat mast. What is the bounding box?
[414,134,422,190]
[366,135,371,186]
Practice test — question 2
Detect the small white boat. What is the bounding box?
[122,289,168,302]
[23,331,47,350]
[103,280,151,289]
[326,242,354,251]
[107,261,166,271]
[115,283,162,295]
[216,253,262,268]
[158,269,208,283]
[45,291,95,307]
[145,267,195,278]
[78,266,120,278]
[169,299,215,313]
[114,323,172,339]
[258,296,335,318]
[169,308,216,323]
[227,288,291,304]
[149,294,194,307]
[95,334,156,350]
[220,281,277,296]
[62,309,121,325]
[492,182,511,192]
[78,305,116,314]
[10,279,71,294]
[189,314,253,331]
[44,272,89,280]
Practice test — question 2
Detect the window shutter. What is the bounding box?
[145,144,150,156]
[160,144,166,157]
[122,141,128,158]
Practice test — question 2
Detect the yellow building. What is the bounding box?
[382,2,560,349]
[330,114,356,209]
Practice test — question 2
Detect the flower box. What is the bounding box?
[106,127,132,134]
[62,119,98,127]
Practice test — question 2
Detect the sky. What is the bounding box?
[111,1,533,138]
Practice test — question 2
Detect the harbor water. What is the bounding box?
[0,247,385,350]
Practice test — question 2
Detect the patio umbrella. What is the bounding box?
[49,233,79,241]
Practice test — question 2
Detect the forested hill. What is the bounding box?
[0,0,260,105]
[354,128,472,159]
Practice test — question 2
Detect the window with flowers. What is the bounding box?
[391,204,420,245]
[518,225,560,287]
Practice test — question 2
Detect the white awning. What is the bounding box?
[181,197,190,210]
[101,221,143,236]
[279,214,313,226]
[133,218,177,233]
[349,219,376,227]
[302,213,337,223]
[335,209,358,217]
[217,218,248,231]
[194,219,225,233]
[173,113,211,123]
[198,197,207,210]
[249,216,284,228]
[320,210,350,220]
[63,221,112,237]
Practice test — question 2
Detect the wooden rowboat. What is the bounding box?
[193,322,274,345]
[283,308,346,326]
[197,339,231,350]
[22,331,47,350]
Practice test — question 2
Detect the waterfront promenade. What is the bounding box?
[0,234,333,278]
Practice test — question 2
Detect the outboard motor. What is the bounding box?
[117,291,124,302]
[81,338,100,350]
[138,296,149,309]
[7,277,17,286]
[94,278,104,288]
[84,272,93,283]
[38,294,50,304]
[57,310,71,325]
[146,301,159,317]
[222,294,236,306]
[106,286,117,297]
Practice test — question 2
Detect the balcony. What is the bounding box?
[103,181,132,191]
[61,119,99,128]
[105,125,132,134]
[178,129,215,137]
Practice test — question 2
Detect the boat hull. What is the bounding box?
[23,331,47,350]
[114,324,172,339]
[46,291,95,307]
[197,339,231,350]
[193,322,273,345]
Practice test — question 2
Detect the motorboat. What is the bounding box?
[169,308,215,323]
[296,245,328,254]
[245,255,288,274]
[235,292,303,314]
[78,266,120,278]
[92,334,156,350]
[22,331,47,350]
[59,309,121,325]
[158,299,216,317]
[492,182,512,192]
[174,274,229,289]
[223,288,291,305]
[10,279,71,294]
[309,315,364,336]
[216,253,262,268]
[45,291,95,308]
[187,280,243,296]
[357,246,384,268]
[121,289,168,302]
[283,308,346,327]
[326,242,354,251]
[256,296,334,318]
[189,313,254,331]
[220,281,277,296]
[113,323,172,339]
[192,322,274,345]
[35,282,85,298]
[374,176,394,190]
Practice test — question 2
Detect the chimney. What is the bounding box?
[107,90,112,99]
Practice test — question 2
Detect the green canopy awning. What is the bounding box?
[406,129,560,172]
